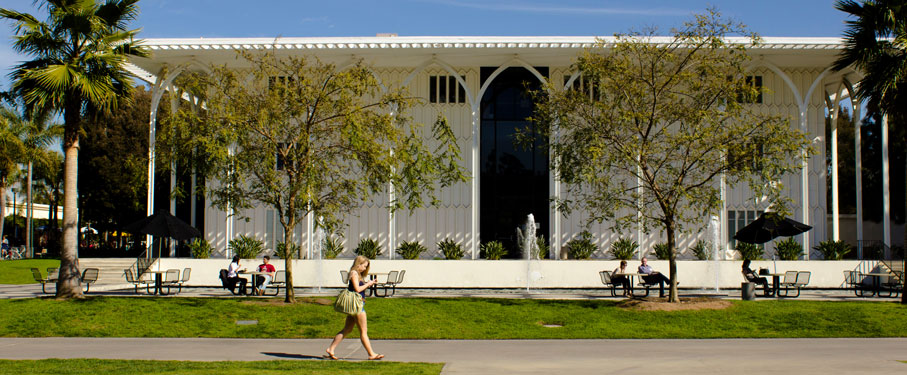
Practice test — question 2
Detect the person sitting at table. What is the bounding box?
[255,255,277,296]
[638,257,671,298]
[226,255,248,295]
[612,260,633,297]
[742,259,771,296]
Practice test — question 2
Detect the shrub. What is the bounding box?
[481,240,507,260]
[354,238,383,259]
[566,231,597,260]
[813,240,852,260]
[275,241,299,259]
[229,235,264,259]
[691,240,712,260]
[188,238,213,259]
[736,242,763,260]
[609,237,638,260]
[322,236,344,259]
[396,240,427,260]
[652,243,671,260]
[536,235,549,259]
[438,238,464,260]
[774,237,804,260]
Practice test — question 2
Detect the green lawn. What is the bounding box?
[0,359,442,375]
[0,259,60,284]
[0,297,905,339]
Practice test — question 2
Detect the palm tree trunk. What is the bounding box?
[56,101,83,298]
[0,184,7,246]
[25,161,32,258]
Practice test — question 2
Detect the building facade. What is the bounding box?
[126,36,883,260]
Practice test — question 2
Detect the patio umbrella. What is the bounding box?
[124,211,200,241]
[733,212,812,244]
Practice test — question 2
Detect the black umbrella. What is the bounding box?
[733,212,812,244]
[125,211,200,241]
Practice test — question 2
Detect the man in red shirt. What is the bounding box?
[255,255,277,295]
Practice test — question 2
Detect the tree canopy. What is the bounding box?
[530,10,811,302]
[164,50,469,302]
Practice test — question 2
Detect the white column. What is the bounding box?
[471,106,480,259]
[306,210,314,260]
[637,160,644,260]
[829,97,840,241]
[720,173,727,259]
[189,95,198,229]
[799,106,810,258]
[882,114,891,256]
[168,86,179,257]
[854,99,863,257]
[145,68,183,258]
[550,123,560,260]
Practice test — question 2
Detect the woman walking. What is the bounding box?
[325,255,384,360]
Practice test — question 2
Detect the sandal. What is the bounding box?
[324,350,338,360]
[368,354,384,360]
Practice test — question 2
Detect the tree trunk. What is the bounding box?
[666,219,679,303]
[283,219,296,303]
[26,161,32,258]
[56,100,83,299]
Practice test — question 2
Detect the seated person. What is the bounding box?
[638,257,671,297]
[226,255,248,294]
[612,260,633,297]
[742,259,771,296]
[255,255,277,296]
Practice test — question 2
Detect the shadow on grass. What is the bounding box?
[262,352,324,360]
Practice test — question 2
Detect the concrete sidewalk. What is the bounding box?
[0,337,904,374]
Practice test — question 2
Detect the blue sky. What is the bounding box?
[1,0,849,90]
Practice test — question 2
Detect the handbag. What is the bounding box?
[333,289,364,316]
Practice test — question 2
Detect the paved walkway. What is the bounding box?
[0,337,904,374]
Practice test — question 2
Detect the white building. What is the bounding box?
[125,36,885,260]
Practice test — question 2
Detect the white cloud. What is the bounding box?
[419,0,687,16]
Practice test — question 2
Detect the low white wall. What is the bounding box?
[154,258,866,289]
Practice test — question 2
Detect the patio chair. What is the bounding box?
[266,270,286,296]
[218,269,243,295]
[159,269,180,295]
[599,270,621,297]
[46,268,59,282]
[123,268,152,294]
[31,268,54,294]
[81,268,99,293]
[882,270,903,298]
[171,268,191,294]
[375,270,399,297]
[779,271,810,298]
[843,270,866,297]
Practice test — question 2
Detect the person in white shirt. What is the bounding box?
[226,255,248,294]
[638,257,671,297]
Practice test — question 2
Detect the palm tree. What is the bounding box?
[832,0,907,116]
[833,0,907,305]
[1,0,147,298]
[0,107,62,257]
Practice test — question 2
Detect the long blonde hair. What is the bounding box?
[349,255,371,280]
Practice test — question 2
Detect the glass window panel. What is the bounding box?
[429,76,437,103]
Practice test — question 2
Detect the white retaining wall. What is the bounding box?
[148,258,869,289]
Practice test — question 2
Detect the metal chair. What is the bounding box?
[843,270,866,297]
[882,270,903,298]
[80,268,99,293]
[267,270,286,296]
[340,270,349,284]
[123,268,152,294]
[599,270,620,297]
[375,270,399,297]
[31,268,54,294]
[46,268,59,282]
[779,271,809,298]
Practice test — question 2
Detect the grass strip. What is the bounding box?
[0,297,905,338]
[0,259,61,284]
[0,359,442,375]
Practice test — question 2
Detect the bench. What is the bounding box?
[123,268,153,294]
[778,271,810,298]
[636,277,664,297]
[375,270,403,297]
[264,270,286,296]
[843,270,866,297]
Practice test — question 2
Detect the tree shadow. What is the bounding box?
[261,352,324,360]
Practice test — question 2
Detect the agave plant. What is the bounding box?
[609,237,638,260]
[567,231,597,260]
[229,235,264,259]
[438,238,464,260]
[481,240,507,260]
[691,240,712,260]
[188,238,213,259]
[354,238,383,259]
[774,237,804,260]
[396,240,427,260]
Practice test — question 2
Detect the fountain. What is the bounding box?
[312,220,325,294]
[516,214,543,292]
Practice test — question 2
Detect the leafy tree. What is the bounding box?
[530,11,809,302]
[164,51,468,303]
[0,106,25,244]
[1,0,148,298]
[0,107,61,256]
[833,0,907,304]
[79,87,152,238]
